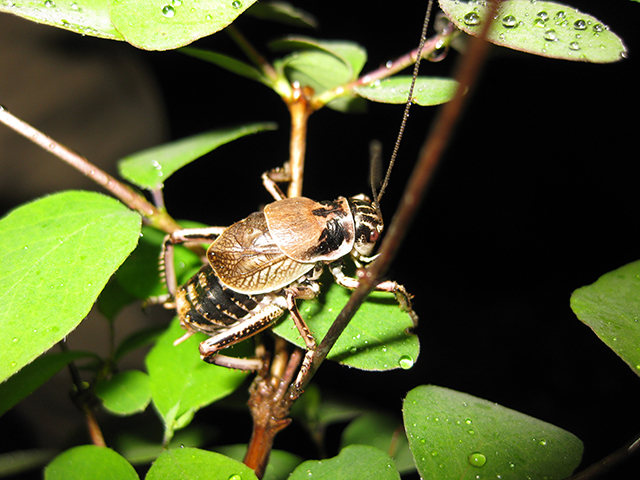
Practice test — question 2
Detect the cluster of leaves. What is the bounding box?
[0,1,635,479]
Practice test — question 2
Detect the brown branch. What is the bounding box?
[566,431,640,480]
[286,85,312,198]
[0,106,182,234]
[290,0,501,397]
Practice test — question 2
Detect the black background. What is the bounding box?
[2,0,640,478]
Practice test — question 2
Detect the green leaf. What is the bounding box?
[570,259,640,377]
[118,123,277,190]
[45,445,139,480]
[246,2,318,29]
[181,48,272,86]
[0,351,93,417]
[270,37,367,77]
[0,0,123,41]
[403,385,583,480]
[145,317,248,431]
[109,0,257,51]
[289,445,400,480]
[146,447,258,480]
[215,445,303,480]
[0,191,141,383]
[95,370,152,416]
[0,449,58,477]
[439,0,627,63]
[273,39,368,112]
[354,77,459,106]
[341,413,415,475]
[272,283,419,371]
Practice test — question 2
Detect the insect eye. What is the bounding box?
[369,229,379,242]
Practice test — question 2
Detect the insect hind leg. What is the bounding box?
[160,226,226,298]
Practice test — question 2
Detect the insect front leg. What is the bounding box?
[261,164,291,201]
[329,262,419,326]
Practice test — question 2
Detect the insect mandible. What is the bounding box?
[161,164,417,371]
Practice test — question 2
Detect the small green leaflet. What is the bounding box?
[118,123,277,190]
[354,77,459,106]
[571,259,640,378]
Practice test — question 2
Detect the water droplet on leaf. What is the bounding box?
[468,452,487,467]
[569,41,580,51]
[501,15,517,28]
[573,19,587,30]
[544,29,558,41]
[161,5,175,17]
[463,11,481,26]
[398,355,414,369]
[228,475,242,480]
[231,0,242,8]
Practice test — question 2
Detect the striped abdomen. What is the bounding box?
[175,264,267,335]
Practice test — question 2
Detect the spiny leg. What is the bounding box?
[329,261,418,326]
[161,226,226,299]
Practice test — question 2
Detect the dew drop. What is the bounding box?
[161,5,175,17]
[171,0,182,5]
[536,11,548,21]
[501,15,517,28]
[554,11,565,21]
[533,18,546,28]
[205,14,212,20]
[231,0,242,8]
[573,19,587,30]
[569,41,580,51]
[593,23,604,33]
[44,0,55,7]
[385,60,393,69]
[70,2,79,10]
[12,337,19,343]
[539,439,548,446]
[10,362,16,368]
[543,29,558,41]
[398,355,414,369]
[463,11,481,26]
[228,475,242,480]
[468,452,487,467]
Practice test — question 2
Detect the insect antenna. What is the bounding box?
[375,0,435,207]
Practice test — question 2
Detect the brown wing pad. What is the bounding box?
[208,212,314,294]
[264,197,355,263]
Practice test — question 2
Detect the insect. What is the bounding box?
[161,166,417,370]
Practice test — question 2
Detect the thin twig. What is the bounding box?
[0,106,181,234]
[226,25,279,81]
[566,431,640,480]
[311,22,457,110]
[60,342,106,447]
